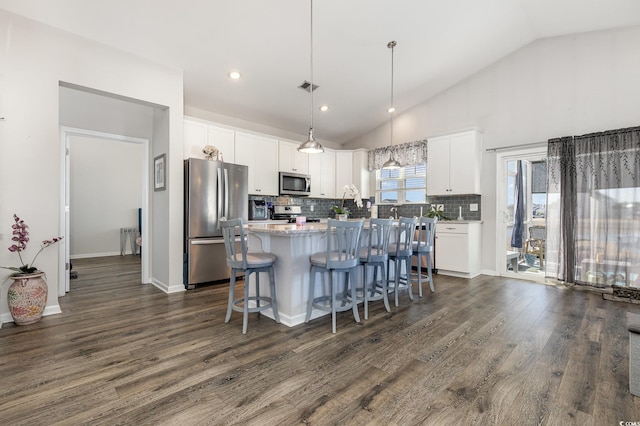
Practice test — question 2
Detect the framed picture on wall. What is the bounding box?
[154,154,166,191]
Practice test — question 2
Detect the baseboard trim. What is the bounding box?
[0,304,62,328]
[150,278,185,294]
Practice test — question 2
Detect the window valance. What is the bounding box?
[367,139,428,171]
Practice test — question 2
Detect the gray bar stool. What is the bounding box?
[412,217,437,297]
[220,218,280,334]
[358,218,394,319]
[387,217,419,306]
[305,219,364,333]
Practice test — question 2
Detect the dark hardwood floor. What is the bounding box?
[1,255,639,425]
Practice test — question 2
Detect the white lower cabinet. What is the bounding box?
[435,222,481,278]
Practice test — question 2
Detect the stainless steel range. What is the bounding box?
[272,205,320,223]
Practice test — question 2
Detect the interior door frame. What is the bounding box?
[495,146,547,282]
[59,127,150,296]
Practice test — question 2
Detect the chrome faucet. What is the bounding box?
[390,206,398,220]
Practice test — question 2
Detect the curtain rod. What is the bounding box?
[485,141,547,152]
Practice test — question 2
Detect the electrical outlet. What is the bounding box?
[470,203,478,212]
[310,205,314,212]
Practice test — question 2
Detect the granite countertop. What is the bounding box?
[437,220,483,224]
[246,218,482,235]
[246,222,329,235]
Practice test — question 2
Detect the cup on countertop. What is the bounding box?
[296,216,307,226]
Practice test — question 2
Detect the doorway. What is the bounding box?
[59,127,150,296]
[496,147,547,282]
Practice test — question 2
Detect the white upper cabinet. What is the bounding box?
[352,149,371,200]
[184,118,235,163]
[335,151,354,197]
[427,130,481,196]
[235,132,279,195]
[278,140,309,175]
[207,126,235,163]
[308,149,336,198]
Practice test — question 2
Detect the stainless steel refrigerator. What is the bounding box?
[184,158,248,289]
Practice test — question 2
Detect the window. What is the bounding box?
[376,164,427,204]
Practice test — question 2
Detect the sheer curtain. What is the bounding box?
[546,127,640,287]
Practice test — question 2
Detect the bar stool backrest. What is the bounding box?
[394,217,418,256]
[365,218,394,262]
[220,218,248,269]
[325,219,365,269]
[416,217,438,252]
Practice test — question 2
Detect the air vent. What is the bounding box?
[298,81,319,92]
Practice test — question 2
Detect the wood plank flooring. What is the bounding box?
[1,255,639,425]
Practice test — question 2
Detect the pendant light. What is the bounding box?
[297,0,324,154]
[382,40,401,170]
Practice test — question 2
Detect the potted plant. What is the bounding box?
[2,214,62,325]
[332,184,364,220]
[425,205,449,221]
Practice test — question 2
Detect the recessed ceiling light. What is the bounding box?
[228,71,241,80]
[387,106,395,113]
[319,105,329,112]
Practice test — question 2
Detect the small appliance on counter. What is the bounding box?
[272,205,321,223]
[249,199,268,220]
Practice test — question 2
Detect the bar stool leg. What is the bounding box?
[362,265,369,320]
[417,254,423,298]
[225,269,236,323]
[243,272,251,335]
[349,269,360,324]
[330,271,337,334]
[380,264,390,312]
[406,258,414,301]
[305,266,316,323]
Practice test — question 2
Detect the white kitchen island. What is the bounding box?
[246,222,333,327]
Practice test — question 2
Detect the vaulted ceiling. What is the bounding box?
[2,0,640,143]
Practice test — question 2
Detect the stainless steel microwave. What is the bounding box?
[279,172,311,196]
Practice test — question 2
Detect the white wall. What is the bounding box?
[344,25,640,274]
[69,136,142,257]
[0,9,184,325]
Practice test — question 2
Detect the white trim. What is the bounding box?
[494,146,547,283]
[151,278,185,294]
[0,305,63,328]
[70,252,131,259]
[59,127,151,298]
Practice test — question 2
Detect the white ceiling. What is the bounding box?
[2,0,640,144]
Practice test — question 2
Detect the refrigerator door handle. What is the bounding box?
[217,166,223,221]
[224,168,229,219]
[190,239,226,245]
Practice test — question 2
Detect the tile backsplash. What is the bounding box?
[249,194,482,221]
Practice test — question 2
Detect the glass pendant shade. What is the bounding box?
[297,127,324,154]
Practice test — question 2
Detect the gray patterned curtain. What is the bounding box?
[546,127,640,287]
[510,160,525,248]
[367,139,428,171]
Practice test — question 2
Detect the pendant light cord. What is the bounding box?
[388,40,396,147]
[309,0,314,130]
